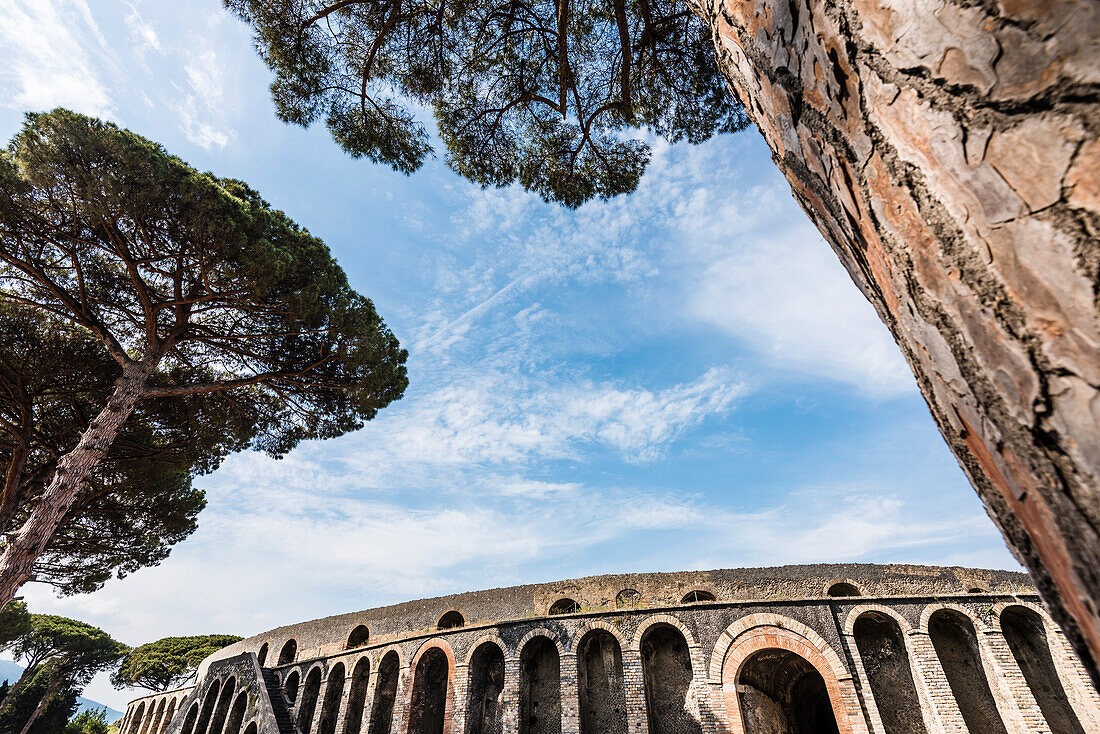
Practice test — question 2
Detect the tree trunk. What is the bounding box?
[691,0,1100,682]
[0,665,34,720]
[18,663,63,734]
[0,357,157,607]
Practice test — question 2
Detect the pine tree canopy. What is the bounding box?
[5,615,128,685]
[0,109,408,606]
[111,635,244,692]
[225,0,748,207]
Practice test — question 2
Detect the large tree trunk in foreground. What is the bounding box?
[693,0,1100,681]
[0,358,155,607]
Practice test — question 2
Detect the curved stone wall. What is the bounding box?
[120,564,1100,734]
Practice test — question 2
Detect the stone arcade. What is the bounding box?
[118,564,1100,734]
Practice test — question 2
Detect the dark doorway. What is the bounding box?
[343,657,371,734]
[465,642,505,734]
[318,663,347,734]
[408,648,450,734]
[519,637,561,734]
[298,667,324,734]
[641,624,702,734]
[368,651,401,734]
[1000,606,1085,734]
[577,630,627,734]
[738,649,840,734]
[853,612,926,734]
[928,610,1007,734]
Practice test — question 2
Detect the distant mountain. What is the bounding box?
[0,659,124,723]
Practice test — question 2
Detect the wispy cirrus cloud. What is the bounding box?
[0,0,115,117]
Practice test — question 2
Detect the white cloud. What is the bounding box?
[0,0,113,116]
[427,135,914,397]
[686,217,913,397]
[173,46,233,149]
[124,4,161,63]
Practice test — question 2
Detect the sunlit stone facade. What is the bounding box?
[119,564,1100,734]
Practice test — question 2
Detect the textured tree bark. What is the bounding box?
[0,358,157,608]
[691,0,1100,682]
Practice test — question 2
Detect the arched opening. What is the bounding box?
[194,679,222,734]
[520,636,561,734]
[408,647,450,734]
[438,610,465,629]
[738,648,840,734]
[827,582,861,598]
[853,612,926,733]
[578,629,627,734]
[209,676,237,734]
[297,667,324,734]
[548,598,579,615]
[928,610,1007,734]
[180,704,199,734]
[681,590,715,603]
[244,725,258,734]
[148,698,166,734]
[318,662,346,734]
[258,642,269,666]
[615,589,640,608]
[465,642,505,734]
[279,639,298,665]
[347,624,370,649]
[161,699,177,734]
[342,657,371,734]
[368,651,400,734]
[1000,606,1085,734]
[128,703,145,734]
[224,691,248,734]
[285,670,301,703]
[641,624,702,734]
[968,587,988,594]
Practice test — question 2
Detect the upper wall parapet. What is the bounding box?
[202,563,1032,674]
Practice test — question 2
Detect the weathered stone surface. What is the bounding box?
[120,565,1100,734]
[688,0,1100,684]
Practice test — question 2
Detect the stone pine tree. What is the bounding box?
[0,614,127,734]
[227,0,1100,679]
[0,305,211,597]
[111,635,244,692]
[0,109,409,608]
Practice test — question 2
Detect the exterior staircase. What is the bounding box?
[261,668,297,734]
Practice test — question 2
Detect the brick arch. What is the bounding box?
[373,645,405,671]
[436,608,467,629]
[406,639,457,734]
[463,634,508,666]
[572,619,628,653]
[712,616,858,734]
[824,577,865,597]
[708,613,847,684]
[632,613,701,651]
[843,603,915,636]
[919,602,992,633]
[513,627,567,662]
[990,599,1055,633]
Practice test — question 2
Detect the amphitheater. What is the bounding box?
[118,564,1100,734]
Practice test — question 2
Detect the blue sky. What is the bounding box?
[0,0,1019,710]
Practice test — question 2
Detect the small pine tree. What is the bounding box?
[66,709,110,734]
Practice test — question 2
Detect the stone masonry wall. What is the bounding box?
[121,565,1098,734]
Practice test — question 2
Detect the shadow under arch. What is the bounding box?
[999,604,1085,734]
[714,616,855,734]
[738,647,840,734]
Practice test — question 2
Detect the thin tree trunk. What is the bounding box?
[0,665,35,720]
[18,663,63,734]
[691,0,1100,681]
[0,356,158,607]
[0,438,29,534]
